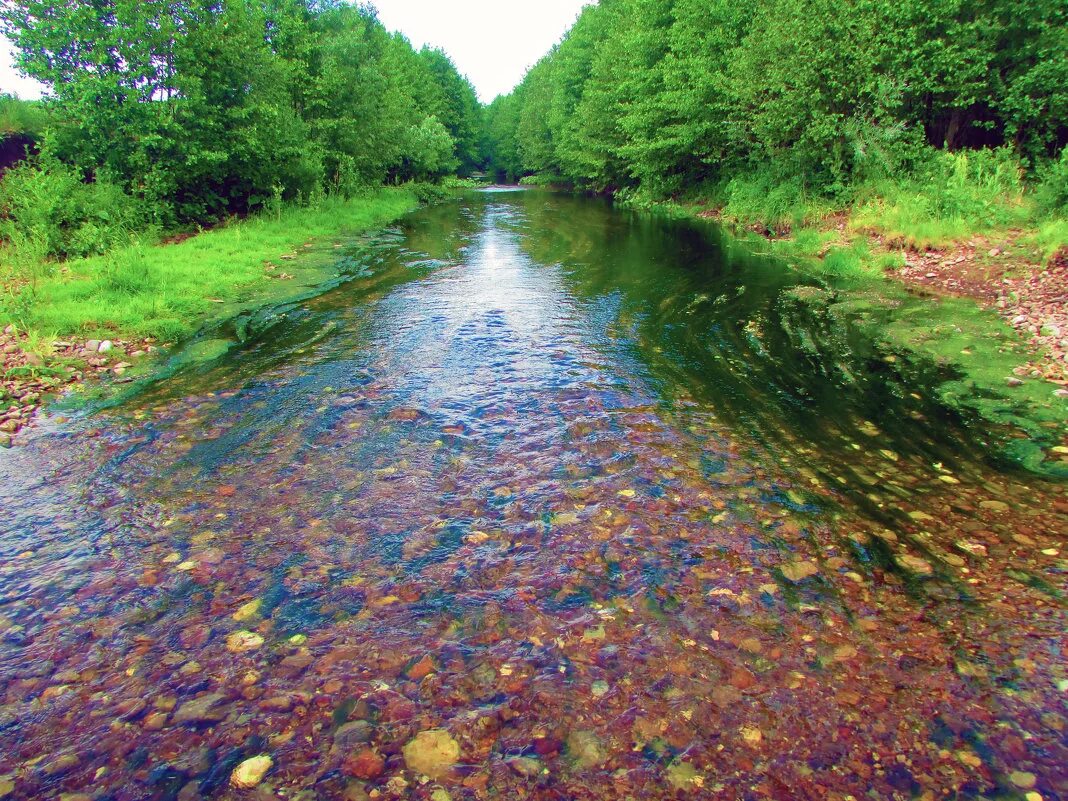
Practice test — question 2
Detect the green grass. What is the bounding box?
[713,171,835,233]
[0,187,419,343]
[1029,218,1068,263]
[849,148,1032,250]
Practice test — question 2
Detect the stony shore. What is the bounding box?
[898,241,1068,388]
[0,324,156,447]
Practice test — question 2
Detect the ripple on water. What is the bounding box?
[0,192,1064,800]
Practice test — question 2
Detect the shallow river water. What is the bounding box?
[1,190,1065,800]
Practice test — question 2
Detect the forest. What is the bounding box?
[0,0,482,259]
[484,0,1068,246]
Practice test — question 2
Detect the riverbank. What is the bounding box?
[658,199,1068,390]
[0,188,421,445]
[617,194,1068,474]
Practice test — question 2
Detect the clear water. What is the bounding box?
[1,191,1064,800]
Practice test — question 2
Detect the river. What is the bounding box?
[1,189,1064,800]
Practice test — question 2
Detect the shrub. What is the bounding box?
[0,155,147,260]
[1033,150,1068,216]
[850,146,1030,249]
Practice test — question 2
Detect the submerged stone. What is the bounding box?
[230,755,273,789]
[226,630,265,653]
[402,729,460,779]
[566,730,607,770]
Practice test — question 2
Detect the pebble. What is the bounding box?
[226,630,265,653]
[334,720,374,749]
[565,730,606,770]
[1010,771,1037,789]
[342,748,385,780]
[507,756,542,777]
[230,755,273,789]
[98,340,114,353]
[41,753,79,776]
[895,554,934,576]
[781,560,819,582]
[173,692,227,725]
[402,729,461,779]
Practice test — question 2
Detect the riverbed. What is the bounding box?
[1,189,1064,800]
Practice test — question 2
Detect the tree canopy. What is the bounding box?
[1,0,483,225]
[484,0,1068,195]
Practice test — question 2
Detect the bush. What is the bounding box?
[715,166,834,232]
[1033,150,1068,216]
[0,156,147,260]
[850,146,1030,248]
[409,182,450,204]
[0,94,49,138]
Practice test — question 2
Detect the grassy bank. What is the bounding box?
[623,149,1068,281]
[620,163,1068,476]
[0,187,420,345]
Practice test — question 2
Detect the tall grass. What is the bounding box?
[849,148,1031,249]
[712,168,835,234]
[0,94,49,138]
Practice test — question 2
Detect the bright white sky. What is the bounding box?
[0,1,593,103]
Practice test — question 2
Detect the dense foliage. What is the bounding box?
[485,0,1067,208]
[0,0,482,240]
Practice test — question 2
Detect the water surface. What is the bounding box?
[1,191,1065,800]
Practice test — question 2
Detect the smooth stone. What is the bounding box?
[566,730,607,769]
[230,755,273,789]
[895,554,934,576]
[334,720,374,749]
[41,753,79,776]
[98,340,114,353]
[173,692,227,725]
[226,630,265,653]
[402,729,460,779]
[781,560,819,582]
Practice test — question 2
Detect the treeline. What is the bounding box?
[0,0,482,256]
[484,0,1067,209]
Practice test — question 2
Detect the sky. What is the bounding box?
[0,1,594,103]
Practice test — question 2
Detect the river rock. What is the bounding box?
[334,720,374,749]
[98,340,114,353]
[566,730,607,769]
[402,729,460,779]
[895,554,933,576]
[41,753,79,776]
[342,748,384,780]
[230,755,273,789]
[85,340,102,352]
[781,560,819,582]
[226,630,265,653]
[173,692,227,725]
[507,756,542,777]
